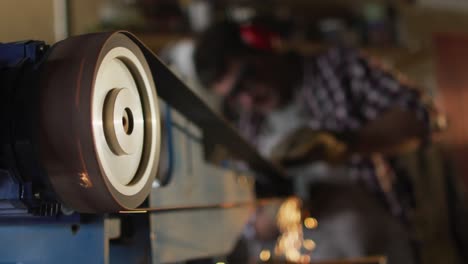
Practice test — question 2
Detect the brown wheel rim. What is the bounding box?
[39,32,161,213]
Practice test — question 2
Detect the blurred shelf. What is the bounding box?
[134,32,432,91]
[135,33,192,53]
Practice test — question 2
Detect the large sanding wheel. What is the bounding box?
[39,32,161,213]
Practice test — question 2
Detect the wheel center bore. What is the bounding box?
[122,107,134,135]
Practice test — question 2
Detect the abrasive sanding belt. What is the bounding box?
[38,31,291,213]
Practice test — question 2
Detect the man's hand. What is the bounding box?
[352,107,426,156]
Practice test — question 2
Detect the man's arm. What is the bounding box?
[338,47,431,155]
[270,109,426,165]
[350,107,426,155]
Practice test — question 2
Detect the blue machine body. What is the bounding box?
[0,41,52,217]
[0,41,176,264]
[0,41,43,67]
[0,218,107,263]
[0,41,107,264]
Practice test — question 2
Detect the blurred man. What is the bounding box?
[193,20,433,263]
[194,21,429,157]
[193,21,430,208]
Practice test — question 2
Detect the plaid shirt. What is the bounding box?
[300,47,429,135]
[235,47,431,220]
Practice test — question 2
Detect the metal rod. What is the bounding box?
[119,198,284,214]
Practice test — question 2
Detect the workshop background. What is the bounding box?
[2,0,468,162]
[2,0,468,264]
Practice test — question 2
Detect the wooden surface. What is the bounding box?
[0,0,55,43]
[434,33,468,187]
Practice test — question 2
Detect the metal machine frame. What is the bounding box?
[0,32,291,263]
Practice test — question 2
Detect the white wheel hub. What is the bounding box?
[92,47,160,196]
